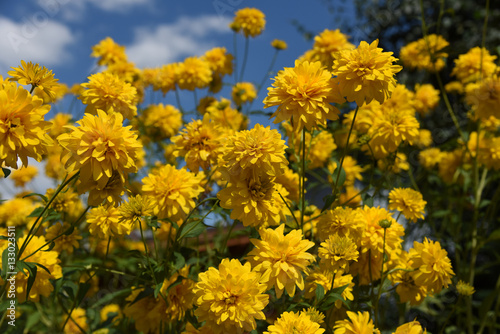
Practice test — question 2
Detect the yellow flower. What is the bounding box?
[400,35,449,72]
[220,124,287,181]
[247,224,315,298]
[87,205,133,239]
[409,238,455,294]
[445,81,464,94]
[438,149,463,183]
[162,266,196,323]
[79,72,138,119]
[288,128,336,169]
[332,40,402,106]
[414,129,433,148]
[218,175,280,228]
[414,84,440,116]
[465,75,500,120]
[264,310,325,334]
[172,116,222,172]
[0,81,53,169]
[232,82,257,107]
[100,304,122,324]
[203,47,233,76]
[118,194,155,221]
[358,206,404,256]
[8,60,59,99]
[177,56,212,90]
[388,188,427,222]
[91,37,128,66]
[15,235,62,302]
[419,147,442,169]
[304,268,354,308]
[264,60,342,132]
[45,222,82,254]
[142,164,205,220]
[0,197,35,227]
[327,156,364,187]
[193,258,269,334]
[451,47,497,83]
[231,8,266,38]
[158,62,181,95]
[275,166,300,202]
[333,311,380,334]
[377,152,410,174]
[311,29,354,66]
[456,280,475,296]
[58,109,142,202]
[317,207,364,242]
[393,320,427,334]
[10,165,38,187]
[48,113,72,138]
[142,103,182,140]
[318,234,359,273]
[205,98,248,131]
[271,39,287,50]
[123,287,169,333]
[389,251,428,305]
[64,307,88,334]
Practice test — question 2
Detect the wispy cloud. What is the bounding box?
[126,15,232,68]
[0,16,75,74]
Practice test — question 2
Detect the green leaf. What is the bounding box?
[315,284,325,302]
[178,219,206,240]
[1,167,11,178]
[25,263,38,299]
[34,262,51,275]
[25,312,41,331]
[91,287,131,308]
[363,196,374,207]
[28,207,45,218]
[23,193,48,203]
[154,281,163,299]
[432,210,451,219]
[64,225,75,236]
[76,282,91,305]
[173,252,186,271]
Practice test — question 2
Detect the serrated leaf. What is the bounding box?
[174,252,185,270]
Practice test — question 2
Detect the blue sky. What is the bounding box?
[0,0,358,94]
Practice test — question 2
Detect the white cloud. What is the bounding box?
[0,16,75,73]
[126,15,231,68]
[34,0,154,22]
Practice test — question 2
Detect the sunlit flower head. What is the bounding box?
[87,205,133,239]
[332,40,402,106]
[317,207,364,242]
[203,47,233,76]
[232,82,257,107]
[100,304,122,324]
[231,8,266,38]
[400,35,449,72]
[142,164,205,220]
[247,224,315,298]
[318,234,359,273]
[264,60,343,132]
[264,310,325,334]
[0,81,53,169]
[8,60,59,100]
[409,238,455,294]
[327,156,364,187]
[91,37,128,66]
[119,194,155,221]
[306,29,354,67]
[389,251,428,305]
[58,109,142,199]
[123,287,169,333]
[358,206,404,256]
[64,307,88,334]
[437,149,463,184]
[193,258,269,334]
[177,56,212,90]
[388,188,427,222]
[33,82,68,104]
[0,197,35,227]
[205,98,248,131]
[419,147,442,169]
[275,165,300,202]
[333,311,380,334]
[158,62,181,95]
[218,175,280,228]
[173,116,223,172]
[162,266,196,323]
[393,320,427,334]
[465,75,500,120]
[142,103,182,141]
[451,47,497,83]
[305,267,355,307]
[48,113,72,138]
[220,124,287,181]
[79,72,138,119]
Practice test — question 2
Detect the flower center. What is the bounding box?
[223,291,237,305]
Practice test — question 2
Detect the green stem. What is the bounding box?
[374,227,388,328]
[239,37,249,81]
[220,220,237,254]
[18,172,80,260]
[174,85,184,113]
[300,128,307,233]
[323,106,359,212]
[247,49,279,113]
[278,191,300,229]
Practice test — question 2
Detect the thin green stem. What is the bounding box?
[323,105,359,212]
[233,32,238,83]
[239,37,249,81]
[174,85,184,113]
[374,227,388,328]
[300,128,307,233]
[247,49,279,112]
[220,220,237,254]
[278,191,300,229]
